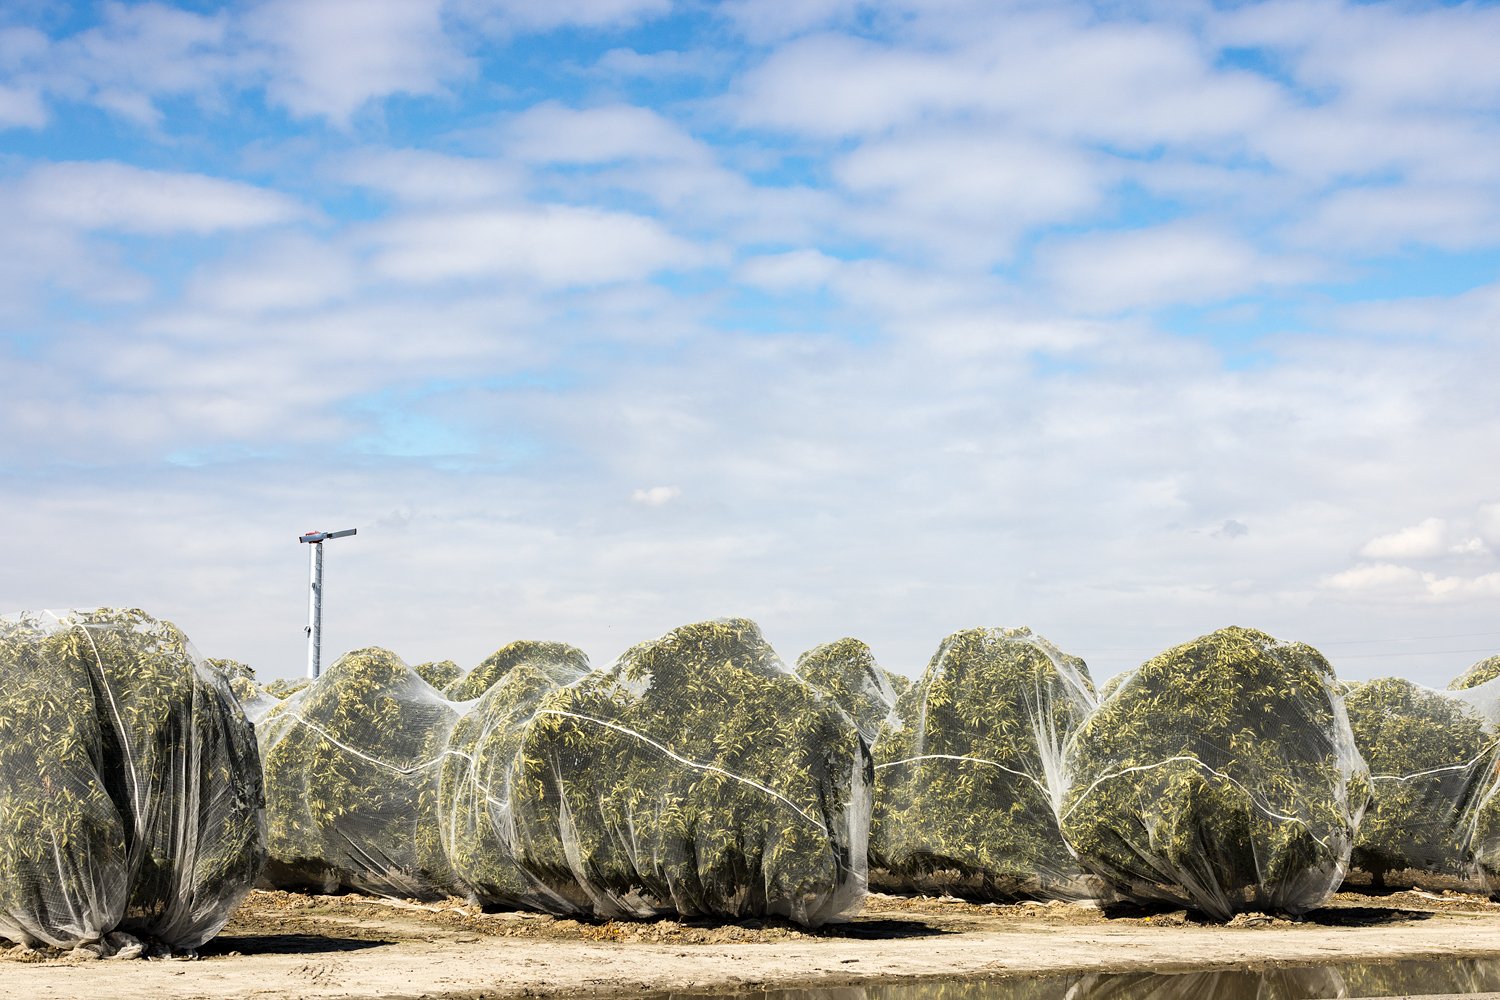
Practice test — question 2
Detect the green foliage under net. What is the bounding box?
[259,647,459,900]
[446,641,592,703]
[414,660,463,691]
[439,642,590,910]
[1344,677,1493,888]
[795,638,897,744]
[510,618,870,926]
[1060,626,1369,920]
[0,609,264,950]
[871,627,1096,899]
[1450,654,1500,691]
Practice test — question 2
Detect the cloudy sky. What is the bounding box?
[3,0,1499,686]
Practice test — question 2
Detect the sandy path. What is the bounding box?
[8,891,1500,1000]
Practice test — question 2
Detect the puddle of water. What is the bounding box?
[660,956,1500,1000]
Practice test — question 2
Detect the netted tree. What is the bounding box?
[439,643,591,910]
[509,618,870,926]
[447,641,591,703]
[0,609,264,951]
[795,638,898,744]
[414,659,463,691]
[1451,655,1500,692]
[259,647,460,900]
[1344,678,1493,889]
[1060,626,1369,920]
[871,627,1097,899]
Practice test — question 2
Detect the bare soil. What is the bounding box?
[6,888,1500,999]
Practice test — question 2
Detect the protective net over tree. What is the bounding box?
[794,638,898,744]
[414,659,463,691]
[1448,655,1500,734]
[1451,655,1500,692]
[871,627,1097,899]
[1343,678,1496,890]
[439,642,591,910]
[205,659,281,725]
[447,640,591,703]
[1060,627,1369,920]
[0,608,265,951]
[259,647,460,900]
[509,618,870,926]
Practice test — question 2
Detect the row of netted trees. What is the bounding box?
[8,606,1500,951]
[247,618,1500,923]
[254,619,867,926]
[829,628,1500,920]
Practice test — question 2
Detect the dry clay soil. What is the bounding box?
[9,889,1500,1000]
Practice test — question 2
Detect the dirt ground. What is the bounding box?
[8,888,1500,999]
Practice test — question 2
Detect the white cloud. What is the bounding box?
[246,0,469,123]
[736,249,842,292]
[1290,184,1500,253]
[41,3,240,128]
[1480,503,1500,547]
[187,234,359,313]
[593,47,718,79]
[506,103,708,165]
[366,204,707,287]
[632,485,681,506]
[1037,224,1309,313]
[336,148,521,205]
[1321,563,1424,592]
[18,161,304,234]
[1358,517,1449,560]
[719,0,859,43]
[1450,537,1491,556]
[835,132,1105,257]
[1218,0,1500,113]
[0,84,45,128]
[453,0,672,33]
[731,33,964,137]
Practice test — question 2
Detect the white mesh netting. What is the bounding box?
[1342,677,1498,892]
[506,618,870,926]
[1059,626,1370,920]
[869,627,1098,900]
[259,647,461,900]
[0,608,265,951]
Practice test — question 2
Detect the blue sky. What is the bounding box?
[3,0,1500,685]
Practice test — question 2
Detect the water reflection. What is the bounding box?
[659,956,1500,1000]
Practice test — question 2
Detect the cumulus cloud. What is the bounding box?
[736,249,843,292]
[365,204,708,287]
[453,0,673,34]
[835,131,1106,260]
[245,0,469,123]
[186,233,359,313]
[1480,503,1500,547]
[506,102,708,165]
[1358,517,1449,560]
[0,83,45,128]
[1037,224,1310,313]
[335,148,522,205]
[17,161,304,234]
[632,485,681,506]
[35,3,240,128]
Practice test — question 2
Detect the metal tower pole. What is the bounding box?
[298,528,357,680]
[307,539,324,679]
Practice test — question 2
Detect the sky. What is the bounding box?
[3,0,1500,687]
